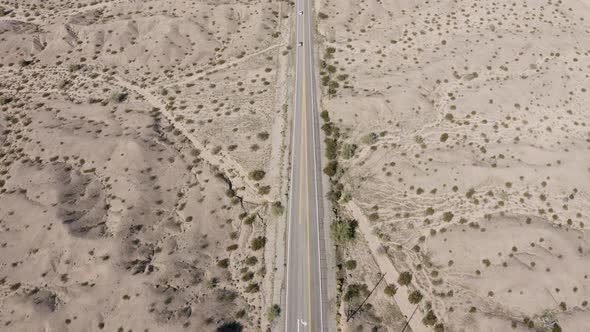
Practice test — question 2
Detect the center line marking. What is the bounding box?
[302,12,313,331]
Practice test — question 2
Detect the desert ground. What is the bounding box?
[0,0,295,331]
[316,0,590,331]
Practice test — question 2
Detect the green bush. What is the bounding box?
[271,201,284,216]
[422,310,438,326]
[257,131,270,140]
[243,214,256,225]
[321,122,334,136]
[440,133,449,142]
[217,289,237,302]
[343,283,367,301]
[249,170,266,181]
[245,256,258,266]
[340,192,352,203]
[344,260,357,270]
[258,185,270,195]
[326,188,342,203]
[207,278,218,289]
[110,92,127,103]
[523,317,534,329]
[0,95,11,105]
[442,211,454,222]
[217,321,243,331]
[245,283,260,293]
[251,237,266,250]
[328,81,339,89]
[241,271,254,281]
[217,258,229,268]
[323,160,338,177]
[267,304,281,322]
[330,221,354,244]
[384,284,397,297]
[398,271,412,286]
[336,74,349,81]
[68,64,80,72]
[408,290,423,304]
[19,59,32,67]
[325,138,338,160]
[341,143,357,159]
[361,132,378,145]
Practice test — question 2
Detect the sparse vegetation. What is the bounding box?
[361,132,378,145]
[368,212,379,222]
[217,258,229,268]
[422,310,438,326]
[110,92,127,103]
[384,284,397,297]
[257,131,270,141]
[249,170,266,181]
[442,211,454,222]
[398,271,412,286]
[69,64,81,72]
[266,304,281,323]
[340,143,357,159]
[271,201,284,216]
[408,290,423,304]
[251,237,266,251]
[330,220,355,244]
[344,283,368,302]
[0,95,11,105]
[2,0,588,331]
[19,59,32,67]
[323,160,338,177]
[217,321,243,332]
[344,260,357,270]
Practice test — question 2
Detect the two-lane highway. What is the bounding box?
[284,0,327,330]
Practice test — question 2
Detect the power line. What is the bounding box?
[346,273,386,322]
[400,304,420,332]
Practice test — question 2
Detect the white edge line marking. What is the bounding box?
[306,0,325,329]
[285,0,301,329]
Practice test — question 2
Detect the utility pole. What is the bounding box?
[346,273,386,322]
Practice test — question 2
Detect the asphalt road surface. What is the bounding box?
[284,0,328,330]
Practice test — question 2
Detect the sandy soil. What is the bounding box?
[316,0,590,331]
[0,0,293,331]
